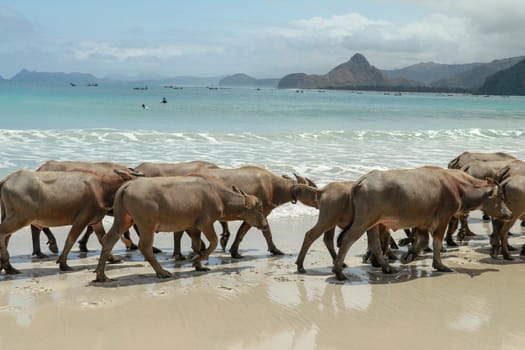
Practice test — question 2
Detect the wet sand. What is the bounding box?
[1,212,525,350]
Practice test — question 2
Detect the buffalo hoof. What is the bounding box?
[47,240,59,254]
[508,244,517,251]
[382,265,397,274]
[520,246,525,256]
[521,221,525,227]
[401,252,416,264]
[398,238,412,247]
[58,262,73,272]
[482,214,491,221]
[370,257,381,268]
[270,249,285,256]
[231,251,244,259]
[94,271,112,283]
[172,253,186,261]
[152,246,163,254]
[297,266,306,274]
[424,246,433,253]
[32,251,48,259]
[195,266,210,272]
[156,269,172,278]
[387,251,398,261]
[78,241,89,253]
[390,240,399,250]
[127,243,139,251]
[362,251,372,263]
[4,264,21,275]
[334,270,347,281]
[433,262,453,272]
[446,240,458,247]
[107,255,122,264]
[503,254,514,261]
[490,247,499,259]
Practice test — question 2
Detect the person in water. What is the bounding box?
[142,104,146,109]
[161,97,167,103]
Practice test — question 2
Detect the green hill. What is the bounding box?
[478,58,525,96]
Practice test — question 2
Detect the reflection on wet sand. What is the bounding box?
[0,216,525,349]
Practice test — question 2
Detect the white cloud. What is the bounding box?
[263,9,524,70]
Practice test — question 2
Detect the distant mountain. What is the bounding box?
[11,69,99,84]
[278,53,419,89]
[219,73,279,88]
[477,58,525,96]
[430,56,525,89]
[384,62,483,84]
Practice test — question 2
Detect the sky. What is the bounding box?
[1,0,524,79]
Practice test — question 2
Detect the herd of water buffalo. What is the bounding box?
[0,151,524,282]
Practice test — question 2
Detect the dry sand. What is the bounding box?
[1,212,525,350]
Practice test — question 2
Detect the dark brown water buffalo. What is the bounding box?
[332,167,512,281]
[187,166,316,258]
[291,182,395,274]
[94,175,269,282]
[0,169,141,273]
[489,175,525,259]
[448,151,516,170]
[35,160,140,253]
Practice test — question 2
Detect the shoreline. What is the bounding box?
[1,213,525,349]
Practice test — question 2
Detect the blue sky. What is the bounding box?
[1,0,523,79]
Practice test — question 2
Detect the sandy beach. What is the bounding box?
[1,211,525,350]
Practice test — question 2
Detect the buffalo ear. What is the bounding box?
[306,177,317,188]
[282,175,292,180]
[232,186,248,196]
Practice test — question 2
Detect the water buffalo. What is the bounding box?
[134,160,223,258]
[332,167,512,281]
[34,160,140,254]
[0,169,141,273]
[490,175,525,259]
[444,159,517,245]
[494,160,525,183]
[291,181,395,274]
[187,166,316,258]
[448,151,516,170]
[94,175,269,282]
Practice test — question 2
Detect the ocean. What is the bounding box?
[1,82,524,217]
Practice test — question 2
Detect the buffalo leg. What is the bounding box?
[42,227,58,253]
[333,221,369,280]
[90,222,122,264]
[95,215,134,282]
[77,225,94,252]
[229,222,251,259]
[56,223,89,271]
[31,225,47,258]
[132,224,162,253]
[445,217,459,246]
[172,231,185,260]
[431,222,452,272]
[193,223,218,272]
[0,217,30,274]
[138,229,171,278]
[261,226,284,255]
[296,221,335,273]
[367,226,396,273]
[219,221,231,251]
[491,219,516,260]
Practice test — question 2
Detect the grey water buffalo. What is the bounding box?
[444,159,517,245]
[494,160,525,182]
[489,175,525,259]
[291,182,395,274]
[448,151,516,170]
[35,160,140,253]
[0,169,141,273]
[94,175,269,282]
[184,166,316,258]
[332,167,512,281]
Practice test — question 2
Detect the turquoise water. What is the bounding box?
[1,82,524,216]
